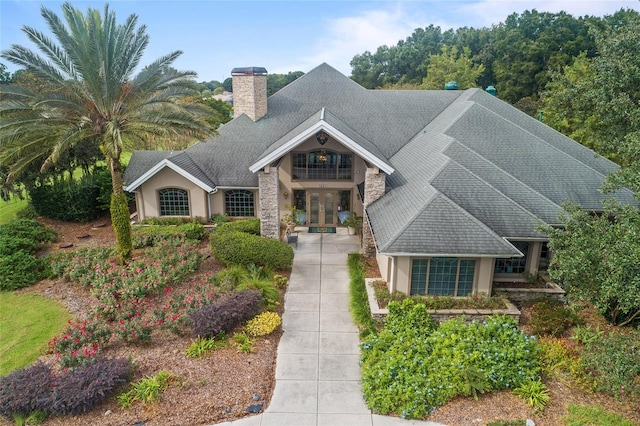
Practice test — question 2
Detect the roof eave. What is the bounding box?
[249,120,394,174]
[124,159,215,193]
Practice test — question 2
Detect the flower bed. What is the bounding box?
[366,278,520,324]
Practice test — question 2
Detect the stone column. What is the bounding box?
[362,167,386,257]
[258,166,279,239]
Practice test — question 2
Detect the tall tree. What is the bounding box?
[541,14,640,327]
[0,2,213,262]
[421,45,484,90]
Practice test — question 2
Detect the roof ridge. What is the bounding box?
[473,100,617,187]
[445,144,561,224]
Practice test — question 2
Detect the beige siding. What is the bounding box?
[476,258,495,295]
[137,168,208,220]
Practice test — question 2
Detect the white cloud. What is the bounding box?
[271,5,422,76]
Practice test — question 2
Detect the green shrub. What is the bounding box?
[348,253,377,336]
[245,312,281,337]
[528,298,582,337]
[563,404,638,426]
[214,218,260,235]
[29,172,109,222]
[117,371,172,408]
[236,278,280,310]
[233,332,253,353]
[211,213,229,226]
[211,230,293,270]
[185,336,227,359]
[361,301,539,419]
[0,219,55,253]
[272,274,288,289]
[15,204,37,220]
[578,329,640,399]
[537,337,586,386]
[132,222,206,248]
[0,251,50,291]
[513,379,551,412]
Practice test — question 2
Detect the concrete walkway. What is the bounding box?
[216,229,443,426]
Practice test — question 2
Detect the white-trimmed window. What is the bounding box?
[410,257,476,296]
[158,188,189,216]
[225,190,255,217]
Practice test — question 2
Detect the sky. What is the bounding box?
[1,0,639,83]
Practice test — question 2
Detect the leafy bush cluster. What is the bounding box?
[0,358,130,419]
[215,218,260,235]
[211,227,293,271]
[360,299,540,419]
[140,216,208,225]
[528,298,582,337]
[0,219,55,290]
[29,168,117,222]
[132,222,207,247]
[577,329,640,399]
[372,280,506,311]
[189,290,262,338]
[245,312,281,337]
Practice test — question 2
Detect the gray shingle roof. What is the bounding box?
[126,63,635,256]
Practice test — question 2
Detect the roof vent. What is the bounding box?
[485,85,497,96]
[444,81,459,90]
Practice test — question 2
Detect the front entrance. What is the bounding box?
[293,189,351,227]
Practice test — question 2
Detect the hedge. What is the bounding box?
[210,228,293,271]
[214,218,261,235]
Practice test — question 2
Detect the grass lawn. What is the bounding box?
[0,292,71,375]
[0,196,28,224]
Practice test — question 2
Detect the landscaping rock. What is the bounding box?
[246,403,263,413]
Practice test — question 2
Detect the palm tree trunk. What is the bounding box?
[109,156,132,262]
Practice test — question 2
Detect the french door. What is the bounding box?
[308,190,335,226]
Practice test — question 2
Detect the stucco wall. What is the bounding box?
[387,256,495,296]
[136,167,208,220]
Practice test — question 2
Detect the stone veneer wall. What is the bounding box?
[232,72,267,121]
[365,279,521,325]
[258,167,279,239]
[363,168,386,257]
[493,282,565,303]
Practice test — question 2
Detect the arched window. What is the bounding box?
[158,188,189,216]
[225,190,255,217]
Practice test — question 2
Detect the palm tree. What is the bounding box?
[0,2,213,262]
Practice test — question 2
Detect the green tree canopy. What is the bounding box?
[541,13,640,328]
[421,45,484,90]
[0,2,213,261]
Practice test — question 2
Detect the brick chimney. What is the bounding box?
[231,67,268,121]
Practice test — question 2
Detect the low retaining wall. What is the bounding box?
[493,281,565,303]
[365,279,520,325]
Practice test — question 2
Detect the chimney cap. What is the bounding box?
[231,67,268,76]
